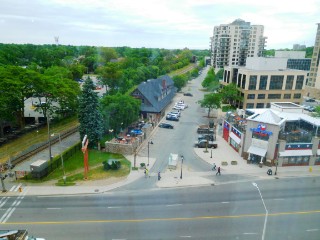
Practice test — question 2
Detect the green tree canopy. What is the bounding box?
[100,93,140,134]
[219,83,243,106]
[198,93,221,118]
[78,77,103,148]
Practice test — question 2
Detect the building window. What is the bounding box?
[247,94,255,99]
[284,94,291,99]
[268,94,281,99]
[270,75,284,90]
[293,93,301,99]
[248,75,257,90]
[256,103,264,108]
[259,75,268,90]
[258,94,265,99]
[295,75,304,89]
[241,75,246,89]
[246,103,254,109]
[285,76,294,89]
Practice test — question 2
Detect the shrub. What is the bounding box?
[140,163,145,168]
[103,159,121,170]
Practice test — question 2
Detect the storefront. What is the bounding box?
[229,127,242,152]
[223,121,230,142]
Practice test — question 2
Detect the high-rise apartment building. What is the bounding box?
[305,23,320,98]
[210,19,267,69]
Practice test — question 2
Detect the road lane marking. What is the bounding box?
[0,197,9,208]
[243,233,258,235]
[12,184,22,192]
[2,208,16,223]
[306,229,319,232]
[46,208,61,210]
[166,204,182,207]
[9,186,15,192]
[4,209,320,225]
[180,236,191,238]
[108,207,121,209]
[221,202,229,204]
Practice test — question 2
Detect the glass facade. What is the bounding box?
[293,93,301,99]
[246,103,254,108]
[295,75,304,89]
[285,76,294,90]
[268,94,281,99]
[247,94,255,99]
[284,94,291,99]
[248,75,257,90]
[282,156,310,165]
[258,94,265,99]
[269,75,284,90]
[259,75,268,90]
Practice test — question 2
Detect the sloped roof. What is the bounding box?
[137,75,177,113]
[250,109,283,125]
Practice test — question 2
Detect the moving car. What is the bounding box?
[159,123,174,129]
[183,92,193,97]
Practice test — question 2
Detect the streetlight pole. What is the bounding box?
[47,114,52,170]
[180,155,184,179]
[252,182,268,240]
[147,141,150,166]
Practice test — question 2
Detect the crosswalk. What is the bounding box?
[8,184,22,192]
[0,185,28,223]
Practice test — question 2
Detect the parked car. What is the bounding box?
[169,111,181,117]
[183,92,193,97]
[198,134,215,141]
[173,105,184,110]
[130,129,143,135]
[194,139,218,148]
[167,112,180,118]
[159,123,174,129]
[306,98,316,102]
[166,115,179,121]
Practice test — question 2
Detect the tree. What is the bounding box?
[78,77,104,148]
[202,67,216,88]
[219,83,243,106]
[100,93,140,134]
[198,93,221,118]
[97,62,123,94]
[312,106,320,118]
[172,75,187,92]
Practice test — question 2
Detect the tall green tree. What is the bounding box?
[100,93,140,134]
[198,93,221,118]
[78,77,103,148]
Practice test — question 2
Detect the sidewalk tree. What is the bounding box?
[173,75,187,92]
[198,93,221,118]
[78,77,103,148]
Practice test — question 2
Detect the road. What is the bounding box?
[1,176,320,239]
[116,67,212,191]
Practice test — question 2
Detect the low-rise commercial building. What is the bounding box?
[223,102,320,167]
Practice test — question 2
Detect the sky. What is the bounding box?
[1,0,319,50]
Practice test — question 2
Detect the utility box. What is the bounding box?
[168,153,178,170]
[30,159,48,179]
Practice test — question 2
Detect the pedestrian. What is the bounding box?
[144,168,147,178]
[216,166,221,175]
[158,171,161,181]
[146,168,149,178]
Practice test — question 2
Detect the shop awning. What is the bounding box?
[229,132,241,144]
[279,150,313,157]
[247,146,267,157]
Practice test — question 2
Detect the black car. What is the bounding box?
[183,92,193,97]
[159,123,174,129]
[198,134,215,141]
[306,98,316,102]
[166,115,179,121]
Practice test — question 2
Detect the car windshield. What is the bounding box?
[0,1,319,239]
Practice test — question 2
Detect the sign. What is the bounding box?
[250,124,273,137]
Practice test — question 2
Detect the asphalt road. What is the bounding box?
[116,67,212,191]
[2,176,320,239]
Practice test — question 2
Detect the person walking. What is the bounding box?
[216,166,221,175]
[158,171,161,181]
[212,163,216,171]
[146,168,149,178]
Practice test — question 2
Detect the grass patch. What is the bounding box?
[0,116,79,163]
[19,149,131,185]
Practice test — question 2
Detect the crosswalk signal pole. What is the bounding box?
[0,173,7,192]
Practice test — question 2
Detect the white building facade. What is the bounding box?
[210,19,267,69]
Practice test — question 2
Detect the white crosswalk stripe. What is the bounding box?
[8,184,22,192]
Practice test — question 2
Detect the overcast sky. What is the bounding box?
[1,0,319,49]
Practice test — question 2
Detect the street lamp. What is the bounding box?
[180,155,184,179]
[252,182,268,240]
[51,133,66,182]
[147,140,154,166]
[47,114,52,170]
